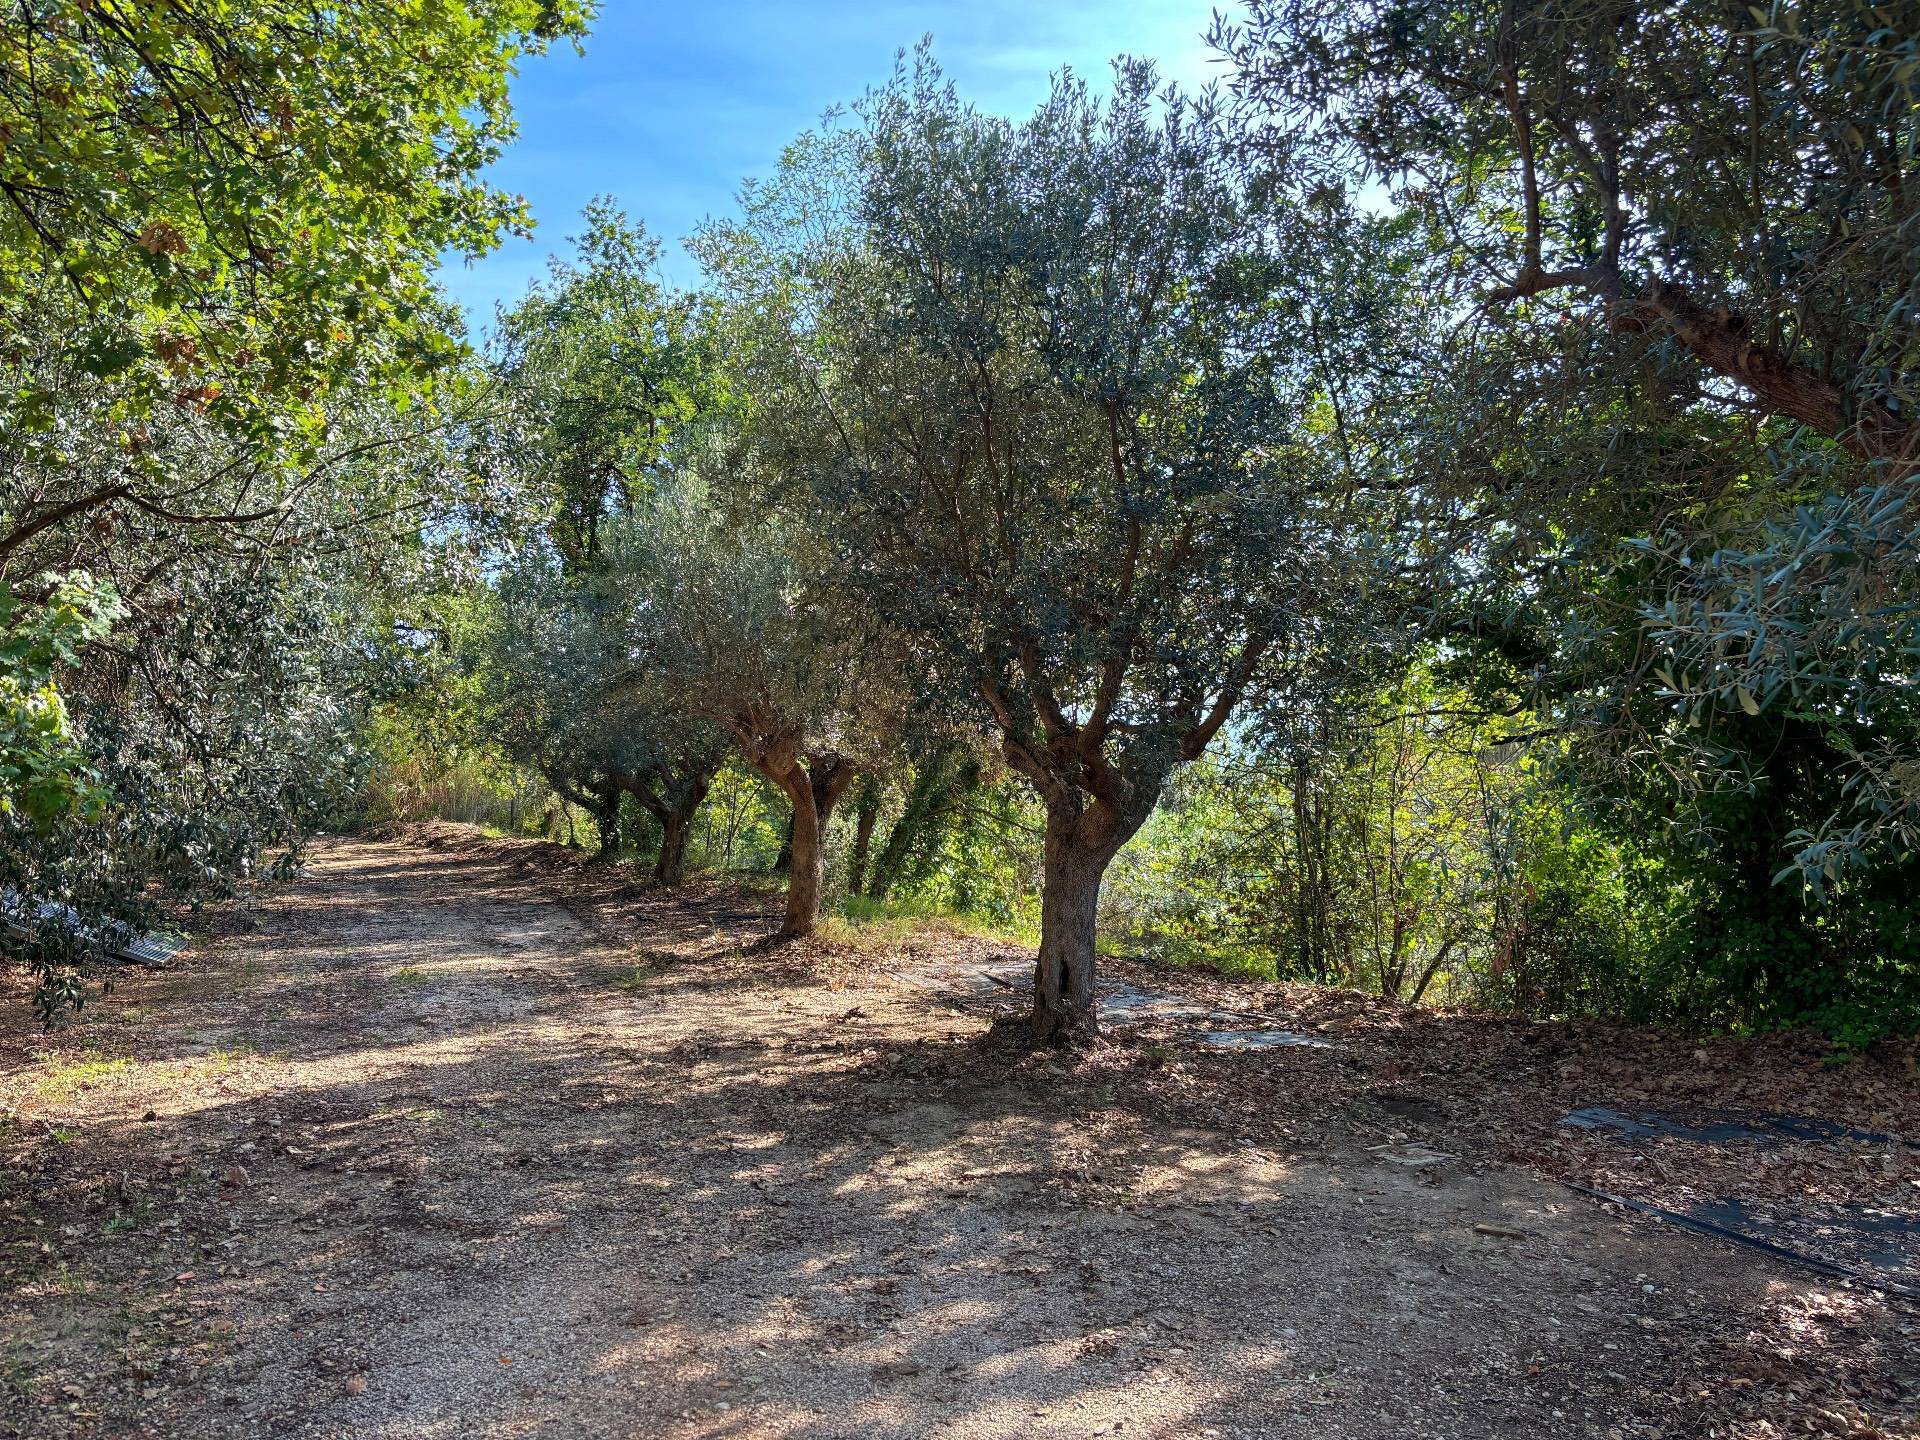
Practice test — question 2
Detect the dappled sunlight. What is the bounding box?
[1126,1142,1298,1208]
[5,835,1914,1438]
[14,1,1920,1433]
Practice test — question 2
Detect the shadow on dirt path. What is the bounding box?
[3,834,1916,1439]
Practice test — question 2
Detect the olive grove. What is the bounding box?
[7,1,1918,1049]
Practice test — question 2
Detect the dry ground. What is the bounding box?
[3,827,1917,1439]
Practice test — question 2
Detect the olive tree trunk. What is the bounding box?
[580,774,623,862]
[777,778,825,939]
[769,756,856,941]
[654,807,691,887]
[658,771,713,886]
[1029,793,1152,1044]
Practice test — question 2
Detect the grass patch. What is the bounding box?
[392,966,428,987]
[35,1057,135,1103]
[717,869,788,895]
[822,893,1037,949]
[51,1264,92,1297]
[612,948,683,991]
[1120,931,1282,982]
[0,1344,40,1403]
[186,1043,264,1081]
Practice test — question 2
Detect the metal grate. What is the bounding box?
[1,888,183,969]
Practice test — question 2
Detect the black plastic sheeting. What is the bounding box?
[1561,1103,1920,1298]
[1561,1104,1911,1149]
[1567,1183,1920,1300]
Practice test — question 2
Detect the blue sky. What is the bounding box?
[435,0,1228,333]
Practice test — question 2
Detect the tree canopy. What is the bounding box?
[7,4,1918,1049]
[693,55,1410,1036]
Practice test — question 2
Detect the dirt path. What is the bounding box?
[4,834,1916,1438]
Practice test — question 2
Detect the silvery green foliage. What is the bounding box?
[1635,471,1920,888]
[482,539,729,815]
[701,52,1404,834]
[591,472,901,772]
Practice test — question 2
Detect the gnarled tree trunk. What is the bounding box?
[655,805,691,887]
[568,772,622,861]
[770,754,855,940]
[1029,792,1152,1044]
[613,758,722,889]
[665,763,720,884]
[720,710,860,943]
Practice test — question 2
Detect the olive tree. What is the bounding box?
[600,473,902,939]
[482,558,729,880]
[703,58,1393,1040]
[608,716,731,885]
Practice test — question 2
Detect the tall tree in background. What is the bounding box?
[1214,0,1920,1039]
[485,203,708,567]
[706,57,1404,1040]
[1214,0,1920,871]
[469,204,730,883]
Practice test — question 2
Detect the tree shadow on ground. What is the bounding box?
[3,833,1916,1439]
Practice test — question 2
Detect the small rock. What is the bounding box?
[1369,1142,1454,1169]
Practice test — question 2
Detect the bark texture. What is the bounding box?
[716,707,859,942]
[654,806,692,887]
[1029,792,1153,1044]
[981,646,1260,1043]
[769,754,855,940]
